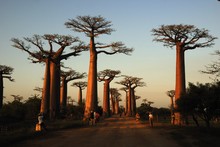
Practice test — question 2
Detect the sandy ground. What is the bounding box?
[13,115,181,147]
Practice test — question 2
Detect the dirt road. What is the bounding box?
[14,115,181,147]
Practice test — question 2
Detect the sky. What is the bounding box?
[0,0,220,108]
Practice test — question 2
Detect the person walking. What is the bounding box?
[37,113,47,131]
[149,112,154,127]
[135,113,140,121]
[90,111,95,125]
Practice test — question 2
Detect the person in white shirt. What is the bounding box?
[149,112,153,127]
[38,113,47,131]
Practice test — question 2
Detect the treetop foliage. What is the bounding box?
[71,81,87,89]
[61,69,87,82]
[11,34,87,63]
[0,65,14,81]
[166,90,175,98]
[116,75,146,89]
[152,24,217,50]
[110,88,121,99]
[65,15,134,56]
[98,69,121,81]
[65,15,114,37]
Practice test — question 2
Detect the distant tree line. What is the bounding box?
[136,100,170,121]
[0,95,41,124]
[0,94,85,124]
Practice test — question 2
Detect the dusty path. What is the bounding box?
[14,115,181,147]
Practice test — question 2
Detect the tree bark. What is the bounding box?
[174,43,186,125]
[110,93,115,114]
[78,87,82,106]
[131,88,136,116]
[40,58,50,116]
[127,86,132,116]
[84,37,98,118]
[49,61,61,119]
[115,99,119,114]
[125,91,128,114]
[60,77,67,113]
[103,82,110,117]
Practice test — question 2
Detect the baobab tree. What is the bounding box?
[65,15,133,118]
[60,69,86,113]
[130,77,145,115]
[152,24,217,124]
[119,87,128,114]
[116,77,132,116]
[0,65,14,109]
[110,88,121,115]
[98,69,121,117]
[11,34,86,119]
[116,76,146,116]
[166,90,175,124]
[71,81,87,106]
[114,95,122,115]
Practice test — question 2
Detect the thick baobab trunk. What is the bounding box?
[84,37,98,118]
[127,86,132,116]
[0,74,3,109]
[115,100,119,114]
[78,87,82,105]
[110,93,115,114]
[40,59,50,116]
[125,91,128,114]
[60,77,67,113]
[103,82,110,117]
[50,61,61,119]
[60,85,63,107]
[174,44,186,125]
[130,89,134,116]
[131,88,136,116]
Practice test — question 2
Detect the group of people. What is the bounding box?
[35,110,101,132]
[35,111,154,132]
[135,112,154,127]
[89,111,100,125]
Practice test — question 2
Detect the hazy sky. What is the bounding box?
[1,0,220,108]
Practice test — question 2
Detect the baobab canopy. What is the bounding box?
[152,24,217,50]
[152,24,217,125]
[65,15,133,118]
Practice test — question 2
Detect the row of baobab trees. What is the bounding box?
[0,63,145,120]
[2,15,146,120]
[1,15,217,124]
